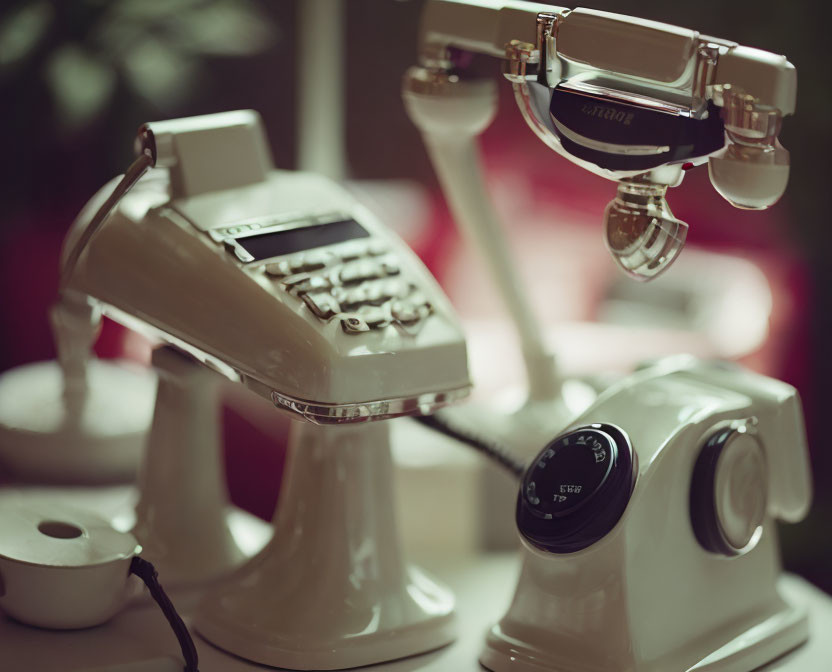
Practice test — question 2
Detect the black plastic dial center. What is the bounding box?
[523,430,615,518]
[517,424,636,554]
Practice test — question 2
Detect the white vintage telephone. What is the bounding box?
[486,355,812,672]
[402,2,812,672]
[59,109,471,669]
[8,3,809,670]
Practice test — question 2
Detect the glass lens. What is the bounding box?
[604,180,688,281]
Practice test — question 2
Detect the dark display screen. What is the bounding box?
[236,218,369,260]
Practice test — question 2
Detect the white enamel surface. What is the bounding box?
[419,0,796,115]
[557,8,697,84]
[481,360,812,672]
[420,0,558,60]
[64,164,469,409]
[715,46,797,114]
[0,360,156,482]
[173,170,355,232]
[131,347,245,585]
[708,148,791,210]
[144,110,273,198]
[2,547,830,671]
[194,421,456,669]
[0,501,139,629]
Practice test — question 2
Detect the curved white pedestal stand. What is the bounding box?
[0,296,155,483]
[480,539,809,672]
[131,346,246,585]
[194,420,456,670]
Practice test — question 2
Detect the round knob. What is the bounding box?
[690,424,768,556]
[517,424,636,554]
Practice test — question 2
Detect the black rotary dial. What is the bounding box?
[517,424,636,554]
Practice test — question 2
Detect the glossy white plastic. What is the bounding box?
[418,1,796,113]
[420,0,555,60]
[194,420,456,669]
[481,357,812,672]
[62,111,470,418]
[62,127,469,414]
[0,501,140,629]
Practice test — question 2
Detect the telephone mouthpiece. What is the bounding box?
[604,179,688,282]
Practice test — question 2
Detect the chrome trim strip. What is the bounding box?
[270,385,472,425]
[94,300,471,426]
[558,80,693,117]
[551,117,671,156]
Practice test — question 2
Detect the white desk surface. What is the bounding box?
[0,488,830,672]
[1,558,830,672]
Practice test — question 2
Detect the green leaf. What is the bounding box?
[121,35,199,108]
[165,0,275,56]
[45,44,116,130]
[0,2,54,68]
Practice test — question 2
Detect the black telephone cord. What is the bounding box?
[129,556,199,672]
[415,410,526,480]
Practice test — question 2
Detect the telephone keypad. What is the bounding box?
[391,301,424,326]
[339,279,411,312]
[339,258,400,286]
[356,307,391,329]
[289,250,336,274]
[302,292,341,320]
[337,243,368,262]
[341,315,371,333]
[379,259,401,276]
[285,274,334,296]
[261,237,432,333]
[265,260,291,278]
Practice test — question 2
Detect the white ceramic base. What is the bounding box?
[480,600,808,672]
[0,360,156,483]
[194,420,456,670]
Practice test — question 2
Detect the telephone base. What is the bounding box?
[479,599,808,672]
[193,419,457,669]
[195,564,455,670]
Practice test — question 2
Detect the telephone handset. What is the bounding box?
[62,110,470,423]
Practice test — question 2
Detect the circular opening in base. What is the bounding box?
[38,521,83,539]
